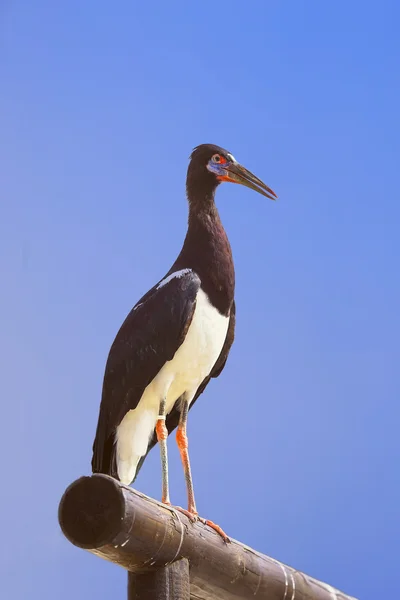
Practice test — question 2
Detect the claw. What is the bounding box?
[198,517,230,543]
[169,505,230,543]
[175,508,230,542]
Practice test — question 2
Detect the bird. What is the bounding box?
[91,143,277,542]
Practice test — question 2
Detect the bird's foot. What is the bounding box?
[172,506,230,543]
[197,517,230,543]
[172,505,198,523]
[162,502,198,524]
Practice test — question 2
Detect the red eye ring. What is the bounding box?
[212,154,226,164]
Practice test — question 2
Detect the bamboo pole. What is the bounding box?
[58,474,357,600]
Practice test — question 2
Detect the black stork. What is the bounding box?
[92,144,277,542]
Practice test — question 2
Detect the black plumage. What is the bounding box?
[91,143,276,521]
[92,145,236,480]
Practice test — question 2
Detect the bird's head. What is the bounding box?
[187,143,277,201]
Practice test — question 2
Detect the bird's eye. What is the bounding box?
[212,154,221,163]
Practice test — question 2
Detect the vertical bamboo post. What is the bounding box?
[127,559,190,600]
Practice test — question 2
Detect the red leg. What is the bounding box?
[176,425,197,515]
[175,400,230,543]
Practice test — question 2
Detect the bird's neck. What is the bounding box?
[172,192,235,316]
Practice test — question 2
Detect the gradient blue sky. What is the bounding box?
[1,2,399,599]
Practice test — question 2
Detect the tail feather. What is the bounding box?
[92,432,118,478]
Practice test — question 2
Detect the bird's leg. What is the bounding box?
[176,398,197,515]
[156,397,170,505]
[175,399,230,543]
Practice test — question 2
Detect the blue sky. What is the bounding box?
[1,1,399,598]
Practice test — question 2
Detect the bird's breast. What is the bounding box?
[154,287,230,411]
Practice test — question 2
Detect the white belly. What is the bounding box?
[116,288,229,484]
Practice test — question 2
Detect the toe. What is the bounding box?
[198,517,230,543]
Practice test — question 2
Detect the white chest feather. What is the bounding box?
[157,288,229,410]
[116,287,229,484]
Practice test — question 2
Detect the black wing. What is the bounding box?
[133,300,236,481]
[92,270,201,477]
